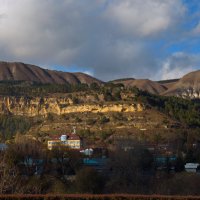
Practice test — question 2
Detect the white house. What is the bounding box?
[47,133,82,150]
[185,163,200,173]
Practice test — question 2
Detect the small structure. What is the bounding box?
[83,158,108,172]
[185,163,200,173]
[0,143,8,151]
[48,133,82,150]
[80,148,94,156]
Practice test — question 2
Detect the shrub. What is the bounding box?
[0,115,32,141]
[99,116,110,124]
[75,168,105,193]
[86,119,96,125]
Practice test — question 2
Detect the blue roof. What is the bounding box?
[0,143,7,150]
[83,158,107,166]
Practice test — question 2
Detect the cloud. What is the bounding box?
[192,21,200,35]
[82,70,94,77]
[157,52,200,80]
[104,0,185,37]
[0,0,199,81]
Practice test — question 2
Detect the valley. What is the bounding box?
[1,61,200,195]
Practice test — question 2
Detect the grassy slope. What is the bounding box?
[1,82,200,144]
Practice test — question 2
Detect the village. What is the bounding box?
[1,126,200,179]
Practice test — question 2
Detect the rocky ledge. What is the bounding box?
[0,96,143,117]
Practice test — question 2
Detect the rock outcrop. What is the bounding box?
[0,96,143,117]
[162,70,200,99]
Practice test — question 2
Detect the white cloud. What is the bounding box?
[82,70,94,77]
[157,52,200,80]
[104,0,185,37]
[192,21,200,35]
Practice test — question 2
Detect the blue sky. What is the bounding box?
[0,0,200,81]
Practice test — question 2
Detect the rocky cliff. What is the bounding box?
[0,96,143,117]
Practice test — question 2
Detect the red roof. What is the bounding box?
[49,134,60,140]
[68,134,80,140]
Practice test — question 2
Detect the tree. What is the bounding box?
[75,167,105,193]
[107,145,154,193]
[113,90,121,101]
[90,83,100,91]
[100,116,110,124]
[12,135,45,176]
[103,90,113,101]
[174,155,185,172]
[49,146,82,176]
[72,97,79,104]
[0,152,19,194]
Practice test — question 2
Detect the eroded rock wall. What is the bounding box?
[0,96,143,116]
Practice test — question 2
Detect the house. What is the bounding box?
[0,143,8,151]
[80,148,94,156]
[185,163,200,173]
[47,133,82,150]
[83,158,108,172]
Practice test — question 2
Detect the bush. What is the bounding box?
[79,129,92,138]
[99,116,110,124]
[0,115,32,141]
[47,113,56,122]
[75,117,82,123]
[75,167,105,193]
[72,97,79,104]
[113,90,121,101]
[99,129,113,140]
[86,119,96,125]
[112,113,127,121]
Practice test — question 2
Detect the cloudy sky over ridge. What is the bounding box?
[0,0,200,81]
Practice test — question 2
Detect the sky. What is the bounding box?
[0,0,200,81]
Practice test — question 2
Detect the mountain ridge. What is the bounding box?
[0,61,103,85]
[1,61,200,98]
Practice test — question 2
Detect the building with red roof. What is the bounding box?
[47,133,82,150]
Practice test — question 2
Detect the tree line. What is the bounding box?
[133,88,200,127]
[1,135,200,195]
[0,115,32,141]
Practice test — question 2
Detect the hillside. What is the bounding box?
[1,76,200,196]
[157,79,179,89]
[162,70,200,98]
[0,61,102,85]
[112,71,200,98]
[1,61,200,99]
[1,61,200,144]
[111,79,166,94]
[0,82,199,144]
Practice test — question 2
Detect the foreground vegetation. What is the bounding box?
[0,194,199,200]
[1,132,200,195]
[133,89,200,127]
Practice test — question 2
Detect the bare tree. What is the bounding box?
[13,135,45,176]
[0,153,19,194]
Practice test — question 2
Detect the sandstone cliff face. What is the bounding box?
[0,96,143,117]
